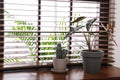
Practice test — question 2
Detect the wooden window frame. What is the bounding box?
[0,0,4,69]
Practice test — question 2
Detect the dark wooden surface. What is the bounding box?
[1,66,120,80]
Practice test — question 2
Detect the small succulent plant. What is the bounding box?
[56,43,68,59]
[55,16,85,59]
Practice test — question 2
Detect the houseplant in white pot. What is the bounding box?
[64,16,117,74]
[51,43,68,73]
[51,16,86,73]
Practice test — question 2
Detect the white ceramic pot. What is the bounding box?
[53,57,67,72]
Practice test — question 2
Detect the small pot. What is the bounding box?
[53,57,67,72]
[81,50,104,74]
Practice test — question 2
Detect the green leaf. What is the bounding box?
[86,18,97,31]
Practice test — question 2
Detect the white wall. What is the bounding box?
[113,0,120,67]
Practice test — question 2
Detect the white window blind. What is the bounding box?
[0,0,115,69]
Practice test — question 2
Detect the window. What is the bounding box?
[0,0,115,70]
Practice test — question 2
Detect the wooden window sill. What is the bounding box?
[1,66,120,80]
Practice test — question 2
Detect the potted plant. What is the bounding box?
[64,16,117,74]
[80,18,104,74]
[51,43,68,73]
[51,16,86,73]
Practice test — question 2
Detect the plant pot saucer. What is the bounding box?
[51,68,69,73]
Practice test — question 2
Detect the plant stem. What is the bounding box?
[83,32,91,51]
